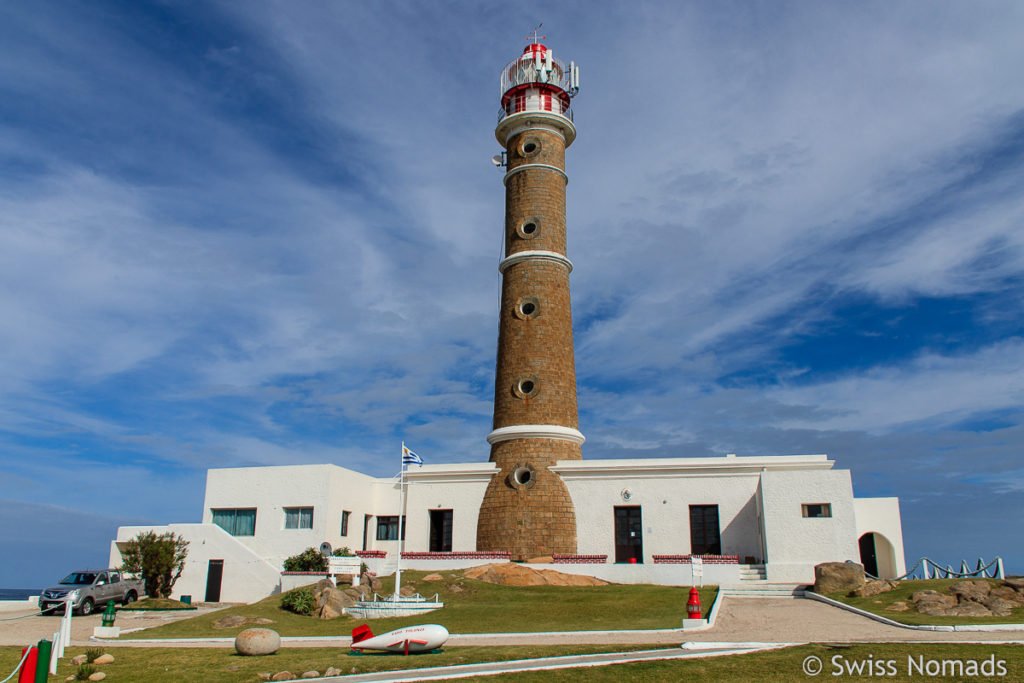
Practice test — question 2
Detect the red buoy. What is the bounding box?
[687,587,702,620]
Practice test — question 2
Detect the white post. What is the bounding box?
[394,443,407,601]
[922,560,930,580]
[997,557,1005,580]
[50,632,59,674]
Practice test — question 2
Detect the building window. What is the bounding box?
[341,510,351,537]
[689,505,721,555]
[284,507,314,529]
[212,508,257,536]
[376,515,406,541]
[802,503,832,518]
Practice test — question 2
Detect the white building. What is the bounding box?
[110,453,905,603]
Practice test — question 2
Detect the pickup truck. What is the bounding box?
[38,569,144,615]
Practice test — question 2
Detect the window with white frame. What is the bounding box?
[284,507,314,529]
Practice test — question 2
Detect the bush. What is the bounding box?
[281,587,316,616]
[333,546,354,557]
[282,547,328,572]
[119,531,189,598]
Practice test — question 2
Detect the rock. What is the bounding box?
[885,601,910,612]
[912,590,956,615]
[991,586,1024,605]
[65,676,76,682]
[257,674,272,681]
[235,628,281,656]
[301,672,321,678]
[812,562,865,595]
[271,673,294,682]
[71,654,88,666]
[422,573,444,582]
[983,596,1017,617]
[949,580,991,603]
[1003,578,1024,593]
[92,654,114,665]
[88,673,106,682]
[463,563,608,586]
[399,586,416,597]
[850,579,897,598]
[449,584,464,592]
[947,601,993,617]
[361,572,383,592]
[314,582,354,619]
[325,667,342,676]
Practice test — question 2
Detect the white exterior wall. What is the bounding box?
[402,464,497,552]
[109,523,280,603]
[760,467,859,583]
[554,459,765,563]
[854,497,907,578]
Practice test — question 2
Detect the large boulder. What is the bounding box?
[949,580,991,603]
[947,601,993,617]
[990,586,1024,605]
[850,579,897,598]
[361,572,383,593]
[911,589,957,615]
[463,563,608,587]
[313,581,354,619]
[983,595,1017,617]
[1002,578,1024,593]
[813,562,865,595]
[235,628,281,656]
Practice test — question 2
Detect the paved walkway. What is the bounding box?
[2,598,1023,648]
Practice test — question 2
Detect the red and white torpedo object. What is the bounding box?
[349,624,449,655]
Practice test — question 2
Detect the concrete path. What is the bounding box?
[2,598,1023,648]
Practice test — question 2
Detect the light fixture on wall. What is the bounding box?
[621,489,632,501]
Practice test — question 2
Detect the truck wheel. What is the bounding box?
[123,591,137,605]
[78,598,95,616]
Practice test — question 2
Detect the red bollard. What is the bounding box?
[687,587,702,620]
[17,646,37,683]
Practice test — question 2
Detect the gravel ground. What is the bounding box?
[1,598,1022,649]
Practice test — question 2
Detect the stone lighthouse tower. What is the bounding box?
[476,39,583,560]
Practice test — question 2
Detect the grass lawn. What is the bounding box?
[826,578,1024,626]
[456,643,1024,682]
[0,644,662,683]
[130,571,718,638]
[3,643,1021,682]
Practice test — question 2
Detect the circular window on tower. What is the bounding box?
[518,136,542,158]
[508,462,537,490]
[514,296,541,320]
[516,217,542,240]
[513,375,541,399]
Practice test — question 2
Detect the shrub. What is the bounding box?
[74,664,96,681]
[118,531,189,598]
[333,546,354,557]
[282,547,327,572]
[281,587,316,616]
[85,647,103,663]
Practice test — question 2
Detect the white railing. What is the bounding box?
[499,52,578,97]
[498,101,574,124]
[863,557,1005,581]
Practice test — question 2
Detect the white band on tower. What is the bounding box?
[487,424,586,445]
[503,163,569,186]
[499,250,574,274]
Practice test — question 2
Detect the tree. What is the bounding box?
[119,531,190,598]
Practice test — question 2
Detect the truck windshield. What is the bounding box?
[59,573,97,585]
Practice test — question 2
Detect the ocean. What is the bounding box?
[0,588,40,601]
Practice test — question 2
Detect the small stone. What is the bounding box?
[399,586,415,597]
[850,579,897,598]
[65,676,76,682]
[235,628,281,656]
[449,584,464,593]
[71,654,88,666]
[885,601,910,612]
[88,673,106,682]
[325,667,342,676]
[271,673,294,682]
[301,672,320,679]
[257,674,272,681]
[93,653,114,665]
[422,573,443,582]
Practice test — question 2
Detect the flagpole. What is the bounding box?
[395,442,406,600]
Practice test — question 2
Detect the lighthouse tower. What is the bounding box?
[476,39,583,561]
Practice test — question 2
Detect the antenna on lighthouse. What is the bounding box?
[528,23,546,44]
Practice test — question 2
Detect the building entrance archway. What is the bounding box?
[859,532,898,578]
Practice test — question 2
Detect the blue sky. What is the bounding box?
[1,1,1023,587]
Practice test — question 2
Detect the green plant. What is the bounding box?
[85,647,103,663]
[282,547,328,572]
[280,587,316,616]
[360,562,369,575]
[333,546,354,557]
[118,530,190,598]
[74,663,96,681]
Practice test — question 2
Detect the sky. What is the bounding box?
[1,1,1022,588]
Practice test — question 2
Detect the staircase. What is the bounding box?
[738,564,767,581]
[720,583,807,598]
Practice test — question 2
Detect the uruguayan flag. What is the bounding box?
[402,444,423,466]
